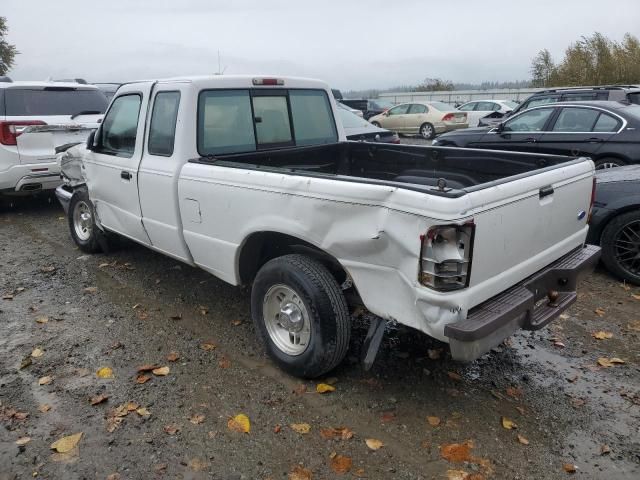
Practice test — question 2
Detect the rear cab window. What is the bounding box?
[197,89,337,156]
[3,87,108,116]
[148,91,181,156]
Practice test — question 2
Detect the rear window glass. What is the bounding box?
[197,89,337,156]
[627,92,640,105]
[4,88,108,116]
[592,113,620,132]
[552,108,600,132]
[429,101,455,111]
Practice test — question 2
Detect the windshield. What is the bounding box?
[429,101,456,111]
[370,99,394,110]
[4,88,109,116]
[338,106,374,128]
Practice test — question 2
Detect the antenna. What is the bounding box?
[216,50,227,75]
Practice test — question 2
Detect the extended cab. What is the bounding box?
[56,75,600,378]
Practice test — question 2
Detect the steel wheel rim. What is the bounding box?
[421,124,433,138]
[596,162,621,170]
[614,219,640,276]
[263,284,311,356]
[73,200,93,241]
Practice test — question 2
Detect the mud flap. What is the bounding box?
[361,316,386,371]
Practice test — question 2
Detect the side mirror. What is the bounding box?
[86,129,97,151]
[496,123,505,133]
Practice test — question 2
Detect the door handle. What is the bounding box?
[121,171,132,180]
[539,185,554,198]
[587,137,604,143]
[525,137,537,143]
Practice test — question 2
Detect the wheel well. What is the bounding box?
[593,154,629,164]
[593,204,640,243]
[238,232,349,287]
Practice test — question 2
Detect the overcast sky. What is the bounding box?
[3,0,639,90]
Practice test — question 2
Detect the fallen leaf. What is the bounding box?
[232,319,243,326]
[106,416,124,433]
[380,412,396,423]
[517,434,530,445]
[319,427,354,440]
[15,436,31,446]
[218,357,231,369]
[2,293,14,300]
[227,414,250,433]
[289,465,313,480]
[515,406,527,416]
[187,458,210,472]
[441,441,472,463]
[627,320,640,332]
[190,414,205,425]
[199,306,209,315]
[12,411,28,420]
[446,470,470,480]
[137,364,160,372]
[38,376,52,385]
[152,366,170,376]
[290,423,311,434]
[316,383,335,394]
[559,313,570,320]
[598,357,626,368]
[136,407,151,417]
[553,341,566,348]
[563,463,577,473]
[136,374,151,384]
[126,402,139,411]
[38,404,51,413]
[164,423,180,435]
[329,454,352,474]
[96,367,114,379]
[35,316,49,324]
[89,394,109,406]
[40,265,56,273]
[19,355,32,369]
[31,348,44,358]
[632,294,640,300]
[166,351,180,362]
[50,432,83,453]
[427,416,441,426]
[83,286,98,294]
[501,417,517,430]
[594,307,605,317]
[592,331,613,340]
[365,438,384,450]
[600,444,611,455]
[200,342,217,351]
[447,371,462,382]
[274,424,282,433]
[106,474,121,480]
[506,386,523,399]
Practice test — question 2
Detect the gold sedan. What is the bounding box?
[369,101,468,140]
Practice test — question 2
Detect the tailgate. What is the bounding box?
[17,125,95,164]
[466,159,594,297]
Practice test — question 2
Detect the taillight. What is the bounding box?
[390,134,401,144]
[442,113,455,121]
[252,78,284,86]
[419,222,475,291]
[588,177,597,222]
[0,120,47,146]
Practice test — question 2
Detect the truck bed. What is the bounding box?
[192,141,583,197]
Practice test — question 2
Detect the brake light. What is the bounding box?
[442,113,455,121]
[419,222,475,291]
[252,78,284,86]
[0,120,47,146]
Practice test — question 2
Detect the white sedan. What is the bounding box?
[457,100,518,127]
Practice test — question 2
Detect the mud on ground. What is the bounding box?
[1,197,639,480]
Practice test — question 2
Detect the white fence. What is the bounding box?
[378,88,546,105]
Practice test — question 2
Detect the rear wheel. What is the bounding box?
[251,254,351,378]
[420,122,436,140]
[594,157,626,169]
[601,210,640,285]
[68,189,103,254]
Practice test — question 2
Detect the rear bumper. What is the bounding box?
[435,122,469,134]
[55,184,74,215]
[0,162,61,194]
[445,244,601,361]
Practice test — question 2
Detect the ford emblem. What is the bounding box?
[577,210,586,220]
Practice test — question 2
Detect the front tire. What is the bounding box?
[600,210,640,285]
[68,189,102,254]
[420,122,436,140]
[251,254,351,378]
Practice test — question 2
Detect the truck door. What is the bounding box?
[83,83,154,245]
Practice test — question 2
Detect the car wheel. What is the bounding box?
[371,121,381,128]
[68,189,104,254]
[600,210,640,285]
[420,123,436,140]
[251,254,351,378]
[594,158,626,170]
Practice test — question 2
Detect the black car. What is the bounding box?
[588,165,640,285]
[433,101,640,169]
[478,85,640,127]
[340,99,395,120]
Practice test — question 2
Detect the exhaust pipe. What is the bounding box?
[21,184,42,192]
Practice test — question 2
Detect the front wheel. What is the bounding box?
[251,254,351,378]
[594,158,626,169]
[68,189,102,253]
[420,122,436,140]
[601,211,640,285]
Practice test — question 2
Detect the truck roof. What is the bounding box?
[121,75,330,90]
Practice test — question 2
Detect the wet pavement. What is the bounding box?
[1,196,639,480]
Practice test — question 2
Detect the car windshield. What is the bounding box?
[338,106,372,128]
[4,87,109,116]
[429,101,456,111]
[370,100,394,110]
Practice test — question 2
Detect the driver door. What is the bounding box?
[83,82,154,245]
[382,104,411,132]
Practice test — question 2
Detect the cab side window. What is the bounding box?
[148,91,181,156]
[99,94,142,158]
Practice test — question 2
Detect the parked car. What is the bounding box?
[0,78,108,196]
[340,99,395,120]
[587,165,640,285]
[457,100,518,127]
[433,101,640,169]
[93,83,122,101]
[56,75,598,378]
[338,101,364,117]
[479,85,640,127]
[337,103,399,143]
[369,101,468,140]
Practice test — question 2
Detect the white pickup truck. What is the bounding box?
[56,75,600,378]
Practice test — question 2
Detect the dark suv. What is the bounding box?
[479,85,640,126]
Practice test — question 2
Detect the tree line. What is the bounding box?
[531,32,640,87]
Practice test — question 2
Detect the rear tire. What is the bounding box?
[594,157,626,169]
[251,254,351,378]
[68,189,103,254]
[600,210,640,285]
[420,123,436,140]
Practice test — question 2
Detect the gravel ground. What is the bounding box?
[0,196,639,480]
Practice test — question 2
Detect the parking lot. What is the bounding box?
[1,196,638,479]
